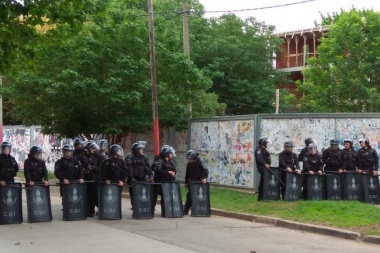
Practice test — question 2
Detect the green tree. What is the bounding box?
[191,14,283,115]
[3,0,221,137]
[0,0,101,72]
[300,9,380,112]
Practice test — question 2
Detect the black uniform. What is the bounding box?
[278,151,299,200]
[0,154,19,183]
[101,157,127,182]
[302,153,324,199]
[322,148,346,172]
[24,154,48,184]
[125,153,152,206]
[254,147,271,201]
[78,151,104,215]
[184,158,209,214]
[358,147,379,172]
[54,157,84,198]
[298,147,308,162]
[153,157,176,216]
[342,149,358,171]
[73,148,85,159]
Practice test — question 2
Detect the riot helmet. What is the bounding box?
[161,145,176,158]
[132,141,147,155]
[73,138,83,149]
[99,139,108,151]
[308,143,318,155]
[284,141,294,153]
[186,150,198,160]
[62,144,73,158]
[343,137,353,149]
[258,137,272,147]
[109,144,124,157]
[30,146,42,159]
[1,141,11,155]
[305,137,317,147]
[359,137,370,147]
[330,138,339,150]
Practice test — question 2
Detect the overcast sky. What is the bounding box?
[199,0,380,32]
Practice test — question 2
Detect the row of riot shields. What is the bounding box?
[0,183,52,225]
[0,181,211,225]
[262,167,380,203]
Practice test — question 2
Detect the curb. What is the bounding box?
[211,208,379,245]
[363,235,380,244]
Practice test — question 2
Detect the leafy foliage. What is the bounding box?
[300,9,380,112]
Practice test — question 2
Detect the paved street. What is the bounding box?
[0,186,379,253]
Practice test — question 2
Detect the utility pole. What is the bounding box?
[182,3,192,118]
[0,76,3,143]
[148,0,160,156]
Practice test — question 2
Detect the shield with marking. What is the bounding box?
[26,185,52,223]
[0,183,23,225]
[325,174,343,201]
[161,182,184,218]
[98,183,122,220]
[190,182,211,217]
[262,167,280,201]
[284,172,301,201]
[343,173,363,201]
[362,174,380,204]
[132,182,154,219]
[306,175,324,200]
[62,182,87,221]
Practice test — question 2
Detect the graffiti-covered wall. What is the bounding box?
[190,117,255,188]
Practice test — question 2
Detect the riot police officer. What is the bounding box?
[101,145,127,186]
[298,137,317,162]
[184,150,209,215]
[73,137,85,159]
[254,136,271,201]
[99,139,109,158]
[78,141,105,217]
[24,146,49,186]
[342,137,358,171]
[54,144,84,206]
[0,141,19,186]
[279,141,300,200]
[302,143,324,199]
[153,145,176,216]
[357,138,379,177]
[322,138,346,173]
[125,141,152,207]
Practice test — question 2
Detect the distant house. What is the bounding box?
[275,26,329,99]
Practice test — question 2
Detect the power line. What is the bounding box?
[203,0,318,13]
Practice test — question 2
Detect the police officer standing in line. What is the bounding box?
[78,141,105,217]
[278,141,300,200]
[298,137,317,162]
[125,141,152,207]
[99,139,109,158]
[73,138,85,159]
[302,143,324,199]
[322,138,346,173]
[153,145,176,216]
[24,146,49,187]
[0,141,19,186]
[254,137,272,201]
[357,138,379,177]
[183,150,209,215]
[54,144,84,207]
[101,145,127,186]
[342,137,358,172]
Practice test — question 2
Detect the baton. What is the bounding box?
[268,167,286,187]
